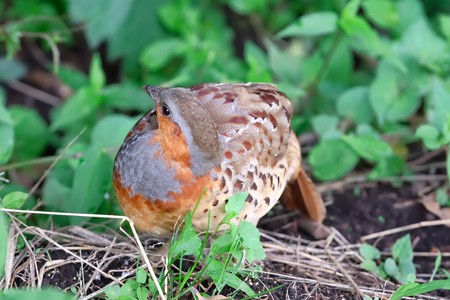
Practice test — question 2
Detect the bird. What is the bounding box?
[113,83,327,239]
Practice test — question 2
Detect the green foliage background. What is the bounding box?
[0,0,449,225]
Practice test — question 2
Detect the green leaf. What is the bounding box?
[42,177,71,211]
[391,279,450,300]
[336,86,374,124]
[0,211,8,280]
[0,102,14,165]
[360,259,378,272]
[91,115,138,149]
[171,212,202,257]
[1,289,73,300]
[392,234,413,262]
[0,57,26,82]
[103,83,152,111]
[277,12,338,37]
[227,0,265,14]
[415,124,442,150]
[136,286,149,300]
[69,0,132,48]
[447,152,450,184]
[139,38,185,71]
[267,41,302,85]
[368,155,406,179]
[225,192,247,217]
[2,191,28,209]
[311,114,341,140]
[57,66,89,90]
[362,0,398,29]
[398,260,416,284]
[51,87,101,130]
[308,139,359,181]
[136,268,147,284]
[206,258,256,297]
[439,14,450,42]
[343,135,393,162]
[384,258,400,278]
[104,285,121,299]
[341,0,360,19]
[369,59,425,125]
[89,53,105,91]
[359,243,381,260]
[237,221,266,262]
[339,15,384,56]
[245,42,272,82]
[400,18,449,71]
[68,147,113,224]
[9,105,49,160]
[427,79,450,135]
[392,0,424,35]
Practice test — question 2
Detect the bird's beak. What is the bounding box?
[143,85,163,103]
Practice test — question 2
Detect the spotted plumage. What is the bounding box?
[113,83,327,238]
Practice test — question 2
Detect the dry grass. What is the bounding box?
[0,208,448,300]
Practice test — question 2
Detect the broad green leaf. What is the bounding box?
[245,42,272,82]
[426,79,450,135]
[400,18,449,71]
[211,232,233,255]
[339,15,384,55]
[308,139,359,181]
[57,66,89,90]
[42,177,71,211]
[2,191,28,209]
[91,115,138,149]
[206,258,256,297]
[369,59,426,125]
[392,0,424,35]
[0,211,7,280]
[415,124,442,150]
[68,147,113,224]
[237,221,265,262]
[51,87,101,130]
[0,57,26,82]
[360,259,377,272]
[89,53,105,91]
[277,12,337,38]
[398,260,416,284]
[336,86,374,124]
[267,41,302,85]
[439,14,450,42]
[391,279,450,300]
[0,102,14,165]
[392,234,413,262]
[136,286,149,300]
[359,243,381,260]
[341,0,360,19]
[343,135,393,162]
[384,258,400,278]
[69,0,132,48]
[103,83,152,111]
[227,0,265,14]
[311,114,341,140]
[322,37,353,85]
[171,212,202,257]
[10,106,49,160]
[1,289,73,300]
[225,192,247,217]
[103,285,121,299]
[368,155,406,179]
[139,38,185,71]
[362,0,398,29]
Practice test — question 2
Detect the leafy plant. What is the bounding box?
[360,234,416,284]
[105,192,267,299]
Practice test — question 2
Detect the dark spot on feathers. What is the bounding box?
[212,199,219,206]
[197,89,211,98]
[225,168,232,178]
[279,164,285,169]
[246,194,253,203]
[242,141,252,151]
[254,199,258,207]
[260,93,279,107]
[203,209,208,213]
[269,114,278,129]
[264,197,270,205]
[224,151,233,159]
[284,107,291,120]
[234,179,243,190]
[250,183,258,190]
[247,171,254,181]
[244,214,247,219]
[219,177,226,189]
[229,116,248,125]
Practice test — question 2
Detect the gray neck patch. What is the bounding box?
[115,130,181,202]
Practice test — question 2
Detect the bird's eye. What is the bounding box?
[162,104,171,116]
